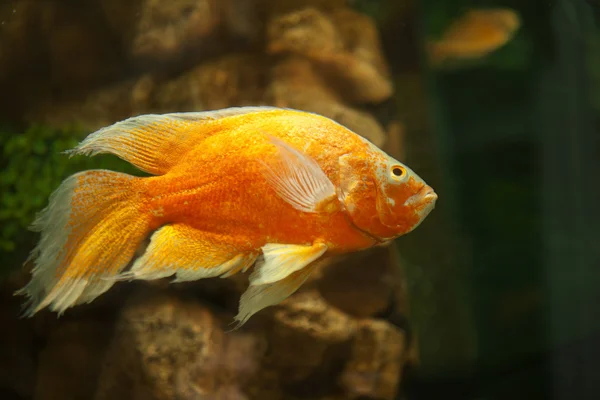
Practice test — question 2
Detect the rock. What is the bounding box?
[267,7,393,103]
[95,289,264,400]
[26,53,268,130]
[247,289,356,399]
[98,0,141,37]
[153,53,269,112]
[2,265,407,400]
[34,319,114,400]
[1,2,410,399]
[221,0,264,47]
[0,1,39,83]
[394,73,430,144]
[0,0,128,121]
[325,8,393,103]
[0,298,36,399]
[170,272,250,316]
[383,120,406,161]
[27,52,386,147]
[267,7,344,57]
[25,74,158,132]
[42,2,122,91]
[21,3,392,147]
[173,331,261,400]
[101,0,222,69]
[1,266,61,340]
[317,247,397,318]
[265,0,347,16]
[270,289,357,358]
[268,56,387,147]
[339,319,407,399]
[248,289,406,400]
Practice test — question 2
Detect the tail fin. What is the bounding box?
[16,170,151,317]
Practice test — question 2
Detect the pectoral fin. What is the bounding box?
[261,136,337,213]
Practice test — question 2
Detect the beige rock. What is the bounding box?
[267,7,344,57]
[34,320,113,400]
[154,54,269,111]
[25,74,157,132]
[0,1,38,82]
[273,288,357,340]
[252,290,357,396]
[0,298,36,399]
[267,7,393,103]
[318,247,397,318]
[27,53,387,150]
[326,8,393,103]
[252,289,406,400]
[383,120,406,161]
[339,320,407,399]
[265,0,347,16]
[268,57,387,147]
[102,0,221,66]
[43,5,121,90]
[3,266,407,400]
[26,53,268,130]
[95,289,264,400]
[222,0,264,46]
[1,3,409,399]
[98,0,142,37]
[0,1,119,116]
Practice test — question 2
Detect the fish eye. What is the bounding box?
[391,166,405,178]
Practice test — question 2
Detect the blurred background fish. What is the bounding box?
[427,8,521,67]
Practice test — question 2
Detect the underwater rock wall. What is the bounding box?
[2,0,394,148]
[1,247,410,400]
[0,1,414,399]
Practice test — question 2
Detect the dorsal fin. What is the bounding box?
[66,106,281,175]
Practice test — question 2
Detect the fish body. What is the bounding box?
[143,112,375,252]
[17,107,437,327]
[428,8,521,66]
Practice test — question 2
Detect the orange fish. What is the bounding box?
[17,107,437,327]
[428,8,521,66]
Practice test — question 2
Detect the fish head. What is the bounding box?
[338,146,437,241]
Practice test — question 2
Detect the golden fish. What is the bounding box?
[428,8,521,66]
[17,107,437,327]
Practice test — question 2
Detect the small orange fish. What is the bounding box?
[428,8,521,66]
[17,107,437,327]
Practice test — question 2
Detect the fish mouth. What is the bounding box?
[396,185,437,234]
[421,186,438,203]
[404,185,438,207]
[404,185,437,225]
[418,185,437,212]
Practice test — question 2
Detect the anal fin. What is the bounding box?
[116,224,257,282]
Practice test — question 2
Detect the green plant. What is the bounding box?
[0,124,142,265]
